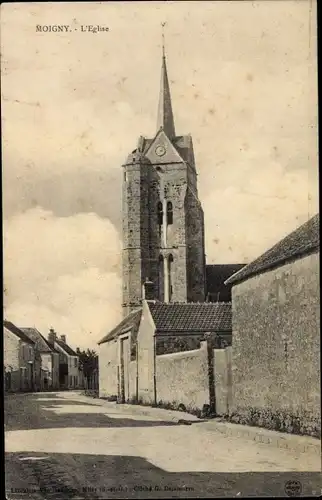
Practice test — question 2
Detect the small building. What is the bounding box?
[98,293,232,412]
[48,329,80,389]
[4,321,37,392]
[21,327,60,390]
[225,213,320,437]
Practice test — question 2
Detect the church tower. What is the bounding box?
[122,40,206,316]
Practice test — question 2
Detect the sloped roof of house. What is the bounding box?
[148,302,232,333]
[55,338,78,356]
[98,309,142,345]
[20,327,59,353]
[4,321,35,345]
[226,213,320,286]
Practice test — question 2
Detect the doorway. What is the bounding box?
[5,371,11,391]
[120,336,130,403]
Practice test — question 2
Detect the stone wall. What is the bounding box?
[40,353,53,387]
[4,327,21,392]
[156,334,203,355]
[41,352,60,389]
[4,330,35,392]
[129,360,137,401]
[185,187,206,302]
[68,355,80,388]
[159,163,189,303]
[122,135,206,314]
[214,347,232,416]
[155,341,209,411]
[98,339,118,399]
[19,341,34,391]
[230,252,320,437]
[122,163,143,316]
[52,352,60,389]
[137,301,155,403]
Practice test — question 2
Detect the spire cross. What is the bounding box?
[156,21,175,138]
[161,22,166,57]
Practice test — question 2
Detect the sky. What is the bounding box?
[2,1,318,350]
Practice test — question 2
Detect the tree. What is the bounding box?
[76,348,98,389]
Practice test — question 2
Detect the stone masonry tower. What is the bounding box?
[122,42,206,316]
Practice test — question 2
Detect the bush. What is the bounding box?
[99,394,117,402]
[82,389,99,398]
[112,395,206,419]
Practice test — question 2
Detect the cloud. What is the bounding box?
[204,157,318,264]
[1,1,318,347]
[3,208,122,349]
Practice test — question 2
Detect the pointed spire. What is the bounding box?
[156,23,176,139]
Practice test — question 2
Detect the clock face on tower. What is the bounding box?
[155,145,166,157]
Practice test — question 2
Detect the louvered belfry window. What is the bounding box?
[167,201,173,225]
[159,255,164,301]
[168,254,174,301]
[157,202,163,225]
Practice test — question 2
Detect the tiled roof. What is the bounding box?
[206,264,245,301]
[148,302,232,333]
[55,338,78,357]
[4,321,35,345]
[226,214,320,286]
[20,327,59,353]
[98,309,143,345]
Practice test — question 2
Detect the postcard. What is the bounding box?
[2,1,320,498]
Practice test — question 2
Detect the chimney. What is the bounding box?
[142,278,155,301]
[60,335,66,343]
[48,328,56,345]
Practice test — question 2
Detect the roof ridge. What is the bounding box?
[20,327,61,353]
[20,326,42,333]
[4,321,36,344]
[40,332,56,350]
[226,213,319,285]
[55,337,78,356]
[98,308,143,345]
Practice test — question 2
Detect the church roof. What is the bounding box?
[20,327,59,353]
[98,309,142,345]
[156,47,176,138]
[226,213,319,286]
[206,264,245,301]
[148,302,232,333]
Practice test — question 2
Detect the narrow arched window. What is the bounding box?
[159,255,164,301]
[167,201,173,225]
[168,254,173,301]
[157,202,163,225]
